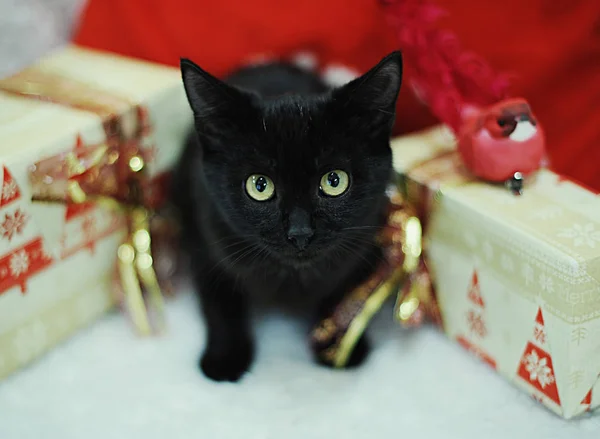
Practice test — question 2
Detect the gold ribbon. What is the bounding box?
[310,187,439,367]
[118,207,166,335]
[311,152,455,367]
[63,144,166,336]
[332,213,423,367]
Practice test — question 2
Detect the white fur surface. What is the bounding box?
[0,288,598,439]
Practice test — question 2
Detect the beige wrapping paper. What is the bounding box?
[0,45,192,381]
[392,126,600,419]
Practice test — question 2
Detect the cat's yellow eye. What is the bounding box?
[320,170,349,197]
[245,174,275,201]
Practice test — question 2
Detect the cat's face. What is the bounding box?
[181,53,402,267]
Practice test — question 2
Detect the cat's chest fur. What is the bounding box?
[237,245,379,307]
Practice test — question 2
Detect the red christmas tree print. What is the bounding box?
[466,309,487,338]
[467,271,485,307]
[0,166,21,207]
[456,268,497,370]
[517,308,561,406]
[531,308,549,345]
[65,203,95,220]
[582,389,592,407]
[0,165,54,295]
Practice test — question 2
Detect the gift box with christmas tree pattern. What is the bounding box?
[0,45,192,381]
[391,126,600,419]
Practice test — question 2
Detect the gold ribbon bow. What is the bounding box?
[32,138,166,336]
[310,188,440,367]
[67,148,165,335]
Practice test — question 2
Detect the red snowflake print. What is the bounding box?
[467,310,487,338]
[0,209,28,241]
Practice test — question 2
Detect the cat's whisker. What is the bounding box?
[206,244,257,275]
[208,245,259,288]
[255,245,274,265]
[216,239,257,252]
[343,235,387,254]
[353,228,383,235]
[336,241,376,269]
[208,234,256,246]
[227,243,268,270]
[344,232,380,242]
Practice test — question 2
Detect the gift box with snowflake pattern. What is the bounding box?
[0,45,192,381]
[391,127,600,419]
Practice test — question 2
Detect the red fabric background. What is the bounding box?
[73,0,600,190]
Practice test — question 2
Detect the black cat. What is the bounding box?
[172,52,402,382]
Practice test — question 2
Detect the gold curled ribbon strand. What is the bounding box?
[64,145,109,204]
[393,153,463,329]
[117,207,166,336]
[393,215,428,327]
[394,263,436,328]
[117,156,165,335]
[130,207,166,333]
[332,265,405,368]
[118,242,151,335]
[401,216,422,273]
[64,145,109,178]
[383,199,431,328]
[328,199,422,368]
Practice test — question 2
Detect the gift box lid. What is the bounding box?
[0,44,192,175]
[391,127,600,325]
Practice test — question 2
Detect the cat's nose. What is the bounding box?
[287,228,314,251]
[286,208,314,251]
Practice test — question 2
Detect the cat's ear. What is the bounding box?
[181,58,251,126]
[333,51,402,125]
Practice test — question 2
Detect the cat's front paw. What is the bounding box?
[199,343,254,382]
[316,335,371,369]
